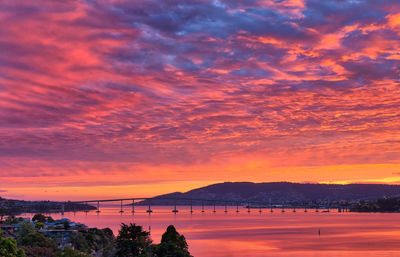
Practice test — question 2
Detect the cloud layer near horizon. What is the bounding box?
[1,0,400,199]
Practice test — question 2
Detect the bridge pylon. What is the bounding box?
[146,203,153,214]
[96,201,100,213]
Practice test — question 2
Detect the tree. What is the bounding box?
[5,216,22,225]
[0,228,26,257]
[156,225,192,257]
[55,247,91,257]
[69,228,115,254]
[17,222,36,242]
[20,246,55,257]
[101,228,114,241]
[69,232,90,253]
[63,221,70,230]
[32,214,46,223]
[115,223,153,257]
[20,232,56,249]
[35,222,44,230]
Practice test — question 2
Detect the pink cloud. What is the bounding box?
[1,0,400,198]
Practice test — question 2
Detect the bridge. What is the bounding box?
[61,197,349,215]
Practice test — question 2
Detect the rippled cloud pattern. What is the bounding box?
[1,0,400,198]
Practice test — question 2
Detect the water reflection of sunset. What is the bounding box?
[22,207,400,256]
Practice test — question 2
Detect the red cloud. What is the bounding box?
[1,0,400,199]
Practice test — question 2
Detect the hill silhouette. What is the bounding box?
[138,182,400,205]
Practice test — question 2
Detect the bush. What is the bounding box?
[55,247,91,257]
[0,229,25,257]
[20,232,57,249]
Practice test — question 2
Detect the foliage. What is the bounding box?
[69,232,90,253]
[101,228,114,241]
[32,214,47,223]
[0,228,25,257]
[114,223,193,257]
[32,214,55,224]
[101,242,117,257]
[351,197,400,212]
[69,228,115,255]
[20,246,55,257]
[2,215,192,257]
[17,223,36,242]
[63,221,70,230]
[115,223,153,257]
[20,232,57,249]
[5,217,25,225]
[156,225,192,257]
[35,222,44,230]
[377,197,400,211]
[160,225,188,249]
[55,247,91,257]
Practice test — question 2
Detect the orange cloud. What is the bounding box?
[387,13,400,27]
[1,0,400,200]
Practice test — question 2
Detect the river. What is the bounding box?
[22,206,400,256]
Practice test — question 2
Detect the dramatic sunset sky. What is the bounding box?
[1,0,400,200]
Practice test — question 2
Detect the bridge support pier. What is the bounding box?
[96,201,100,213]
[84,202,89,215]
[147,204,153,214]
[120,200,124,214]
[69,198,281,217]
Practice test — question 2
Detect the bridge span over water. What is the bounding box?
[62,197,349,215]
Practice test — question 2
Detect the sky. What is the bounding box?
[1,0,400,201]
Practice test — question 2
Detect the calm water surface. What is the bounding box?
[23,206,400,257]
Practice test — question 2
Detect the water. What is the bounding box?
[22,206,400,256]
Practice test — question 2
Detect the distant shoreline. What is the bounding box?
[0,197,96,216]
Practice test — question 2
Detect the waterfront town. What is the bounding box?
[0,213,192,257]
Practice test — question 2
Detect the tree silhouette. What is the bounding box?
[156,225,192,257]
[32,214,46,223]
[115,223,153,257]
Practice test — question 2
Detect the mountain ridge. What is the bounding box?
[139,182,400,205]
